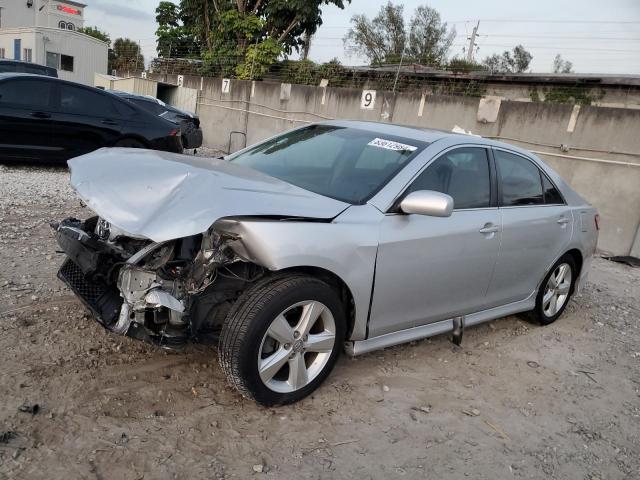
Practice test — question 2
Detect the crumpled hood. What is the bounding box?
[68,148,349,242]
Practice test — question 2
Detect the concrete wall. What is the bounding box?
[158,74,640,256]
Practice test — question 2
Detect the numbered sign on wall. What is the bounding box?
[221,78,231,94]
[361,90,376,110]
[177,75,184,87]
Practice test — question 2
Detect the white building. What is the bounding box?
[0,0,107,85]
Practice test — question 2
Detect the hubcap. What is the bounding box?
[258,301,336,393]
[543,263,572,317]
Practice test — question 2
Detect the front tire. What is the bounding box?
[530,254,577,325]
[218,275,346,406]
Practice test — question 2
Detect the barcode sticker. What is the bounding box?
[368,138,417,152]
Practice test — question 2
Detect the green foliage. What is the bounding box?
[156,0,350,78]
[344,2,455,67]
[544,86,603,105]
[78,26,111,46]
[236,39,283,80]
[482,45,532,73]
[155,1,201,58]
[446,57,486,73]
[111,38,144,72]
[552,54,573,74]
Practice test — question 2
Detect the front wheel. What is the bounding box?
[530,254,577,325]
[218,275,346,406]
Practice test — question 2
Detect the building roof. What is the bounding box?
[58,0,87,8]
[346,64,640,88]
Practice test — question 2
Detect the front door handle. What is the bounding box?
[479,223,499,234]
[30,111,51,119]
[102,119,118,126]
[557,217,570,225]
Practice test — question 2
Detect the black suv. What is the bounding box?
[0,74,183,162]
[0,59,58,77]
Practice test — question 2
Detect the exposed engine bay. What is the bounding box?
[53,216,264,349]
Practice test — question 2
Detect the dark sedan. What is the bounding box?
[108,91,203,150]
[0,73,183,162]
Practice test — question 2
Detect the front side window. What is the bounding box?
[406,147,491,209]
[58,84,115,115]
[495,150,544,206]
[0,79,53,108]
[229,125,427,204]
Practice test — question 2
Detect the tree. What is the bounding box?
[344,2,455,66]
[111,38,145,72]
[344,2,405,65]
[78,26,111,46]
[407,5,455,66]
[156,1,350,79]
[482,45,532,73]
[552,54,573,74]
[155,1,201,58]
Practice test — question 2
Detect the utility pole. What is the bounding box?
[466,21,480,62]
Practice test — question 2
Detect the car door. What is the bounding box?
[0,77,56,161]
[367,146,502,338]
[49,83,123,160]
[484,148,573,307]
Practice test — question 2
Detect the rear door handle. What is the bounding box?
[102,119,118,126]
[479,223,499,234]
[30,111,51,119]
[557,217,570,225]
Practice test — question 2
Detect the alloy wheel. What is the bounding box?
[542,262,572,317]
[258,300,336,393]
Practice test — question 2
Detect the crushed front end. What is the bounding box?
[54,216,262,349]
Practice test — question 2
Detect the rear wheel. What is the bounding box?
[113,138,145,148]
[219,275,345,405]
[530,254,577,325]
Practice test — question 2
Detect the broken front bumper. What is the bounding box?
[55,219,188,348]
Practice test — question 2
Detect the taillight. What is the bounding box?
[594,214,600,231]
[169,129,180,137]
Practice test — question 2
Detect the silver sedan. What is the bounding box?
[54,121,599,405]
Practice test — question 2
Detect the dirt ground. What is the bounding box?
[1,163,639,480]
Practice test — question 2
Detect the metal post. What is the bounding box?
[392,50,405,94]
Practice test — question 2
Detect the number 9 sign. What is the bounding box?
[361,90,376,110]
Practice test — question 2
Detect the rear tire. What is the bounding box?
[113,138,146,148]
[529,254,577,326]
[219,275,345,406]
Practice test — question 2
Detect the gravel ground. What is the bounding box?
[0,161,639,480]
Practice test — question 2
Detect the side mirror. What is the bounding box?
[399,190,453,217]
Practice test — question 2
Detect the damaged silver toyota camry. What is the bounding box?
[54,120,598,405]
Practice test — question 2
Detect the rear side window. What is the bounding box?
[0,79,53,108]
[495,150,544,206]
[542,175,564,204]
[131,98,166,116]
[58,84,116,115]
[407,147,491,209]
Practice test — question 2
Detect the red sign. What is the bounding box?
[57,5,81,15]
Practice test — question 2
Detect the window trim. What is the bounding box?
[388,145,498,214]
[492,147,566,208]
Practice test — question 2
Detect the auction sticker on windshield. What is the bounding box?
[368,138,417,152]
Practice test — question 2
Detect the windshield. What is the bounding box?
[229,125,427,204]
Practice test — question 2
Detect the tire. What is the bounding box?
[219,275,346,406]
[113,138,146,148]
[529,254,577,326]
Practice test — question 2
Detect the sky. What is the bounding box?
[83,0,640,74]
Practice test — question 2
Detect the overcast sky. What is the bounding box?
[83,0,640,74]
